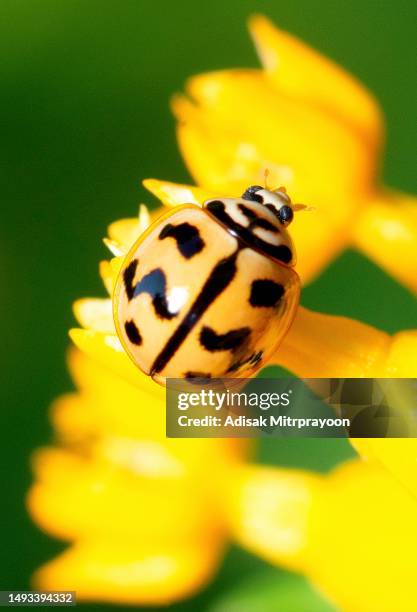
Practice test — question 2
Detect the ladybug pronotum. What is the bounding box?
[113,186,301,385]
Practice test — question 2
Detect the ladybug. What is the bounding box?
[113,186,301,385]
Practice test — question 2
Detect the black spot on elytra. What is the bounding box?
[124,320,142,345]
[159,222,205,259]
[200,326,251,352]
[133,268,177,319]
[184,371,212,383]
[250,279,285,307]
[123,259,139,300]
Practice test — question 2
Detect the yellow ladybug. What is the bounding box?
[113,186,301,385]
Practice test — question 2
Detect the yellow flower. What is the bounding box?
[172,15,417,293]
[28,193,417,605]
[28,15,417,607]
[225,460,417,612]
[28,347,248,604]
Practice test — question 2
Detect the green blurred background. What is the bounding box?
[1,0,416,610]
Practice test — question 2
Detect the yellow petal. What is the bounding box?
[103,237,125,257]
[66,346,148,396]
[173,93,265,195]
[98,257,123,295]
[349,371,417,498]
[384,330,417,376]
[352,190,417,294]
[308,460,417,612]
[138,203,152,232]
[32,538,224,606]
[175,70,375,283]
[58,350,249,466]
[274,306,390,377]
[28,448,218,543]
[108,218,141,248]
[73,298,114,333]
[182,70,373,205]
[68,328,164,399]
[224,465,319,572]
[350,439,417,498]
[248,15,382,147]
[49,393,94,444]
[107,205,153,251]
[288,208,349,283]
[51,350,165,441]
[98,261,114,295]
[229,461,417,612]
[143,177,214,207]
[96,437,187,478]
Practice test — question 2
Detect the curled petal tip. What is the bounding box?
[141,177,155,187]
[185,71,229,104]
[143,178,210,207]
[68,327,104,345]
[98,257,123,295]
[68,327,83,345]
[247,14,283,71]
[138,202,150,221]
[247,13,382,143]
[99,261,114,295]
[142,178,176,204]
[247,13,278,40]
[103,237,125,257]
[170,94,194,121]
[247,12,269,26]
[108,217,144,251]
[142,178,160,193]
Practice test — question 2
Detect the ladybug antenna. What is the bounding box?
[292,203,316,213]
[272,185,287,194]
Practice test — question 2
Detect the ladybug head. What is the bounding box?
[242,185,294,227]
[203,186,297,266]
